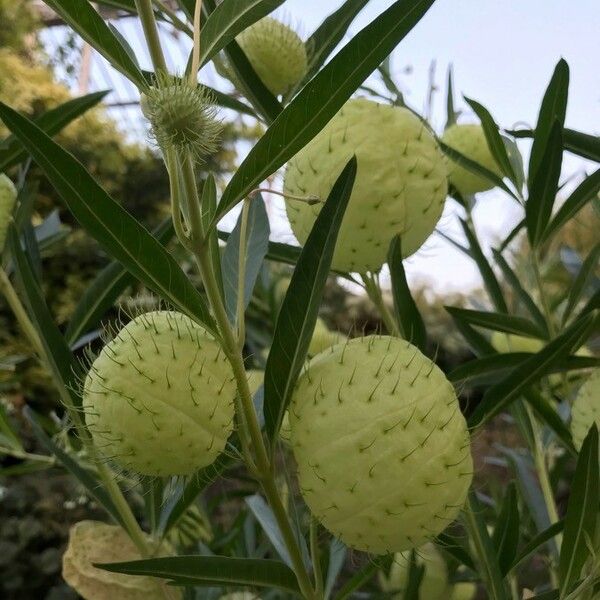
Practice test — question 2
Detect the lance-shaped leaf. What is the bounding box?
[43,0,146,88]
[559,425,599,595]
[492,482,520,576]
[388,236,427,351]
[446,307,546,339]
[561,242,600,326]
[509,520,565,572]
[0,102,216,334]
[263,158,357,441]
[469,310,598,427]
[0,91,107,171]
[98,555,301,593]
[210,0,436,228]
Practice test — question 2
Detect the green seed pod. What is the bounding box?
[284,99,447,273]
[441,124,502,196]
[62,521,173,600]
[220,593,260,600]
[83,311,236,476]
[490,332,545,354]
[451,582,477,600]
[308,317,346,357]
[290,336,472,554]
[0,173,17,250]
[235,17,307,96]
[571,369,600,450]
[379,543,451,599]
[142,76,222,161]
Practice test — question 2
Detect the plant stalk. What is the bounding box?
[361,272,400,336]
[135,0,168,74]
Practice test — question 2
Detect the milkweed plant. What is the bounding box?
[0,1,598,599]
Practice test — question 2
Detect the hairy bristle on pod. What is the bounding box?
[83,310,236,477]
[142,75,222,161]
[290,335,473,554]
[284,99,448,273]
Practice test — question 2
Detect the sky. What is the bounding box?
[43,0,600,295]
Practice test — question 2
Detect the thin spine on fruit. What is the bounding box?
[290,335,472,554]
[284,99,448,273]
[83,310,236,477]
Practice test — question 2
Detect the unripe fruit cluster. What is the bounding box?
[285,99,448,273]
[83,311,236,476]
[290,335,472,554]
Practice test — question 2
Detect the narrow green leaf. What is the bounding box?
[24,407,124,527]
[0,91,107,171]
[211,0,436,226]
[503,135,525,193]
[499,217,526,252]
[8,228,81,408]
[436,532,476,571]
[464,491,509,600]
[200,174,225,300]
[464,97,517,184]
[446,306,547,339]
[509,520,565,572]
[403,551,425,600]
[0,403,22,450]
[492,482,520,575]
[334,556,390,600]
[65,218,175,345]
[198,0,284,68]
[440,141,520,203]
[324,539,347,600]
[445,64,458,129]
[529,59,569,185]
[388,236,427,351]
[510,127,600,163]
[562,243,600,325]
[263,158,357,441]
[469,310,598,427]
[0,102,216,333]
[99,555,301,593]
[452,319,497,357]
[459,218,508,313]
[222,195,270,323]
[559,425,599,595]
[204,85,258,118]
[526,120,563,246]
[543,169,600,244]
[43,0,146,88]
[300,0,370,87]
[493,250,549,334]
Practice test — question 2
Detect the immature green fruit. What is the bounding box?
[308,317,346,357]
[62,521,170,600]
[451,582,477,600]
[571,369,600,450]
[441,124,502,196]
[379,543,450,599]
[235,17,307,96]
[490,332,545,354]
[284,99,448,273]
[220,593,260,600]
[290,336,472,553]
[83,311,236,476]
[0,173,17,250]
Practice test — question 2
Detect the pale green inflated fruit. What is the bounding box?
[490,332,545,354]
[220,593,260,600]
[83,311,236,476]
[441,123,502,196]
[284,99,448,273]
[0,173,17,250]
[308,317,346,357]
[290,336,472,553]
[62,521,172,600]
[571,369,600,450]
[229,17,307,96]
[379,543,451,599]
[451,582,477,600]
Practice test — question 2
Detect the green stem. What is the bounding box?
[361,273,400,336]
[135,0,168,74]
[310,519,324,598]
[236,199,251,350]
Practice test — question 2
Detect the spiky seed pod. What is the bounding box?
[62,521,173,600]
[142,77,222,161]
[290,336,472,554]
[83,311,236,476]
[379,543,451,599]
[441,124,502,196]
[220,593,261,600]
[571,369,600,450]
[231,17,307,96]
[284,99,448,273]
[308,317,347,357]
[0,173,17,250]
